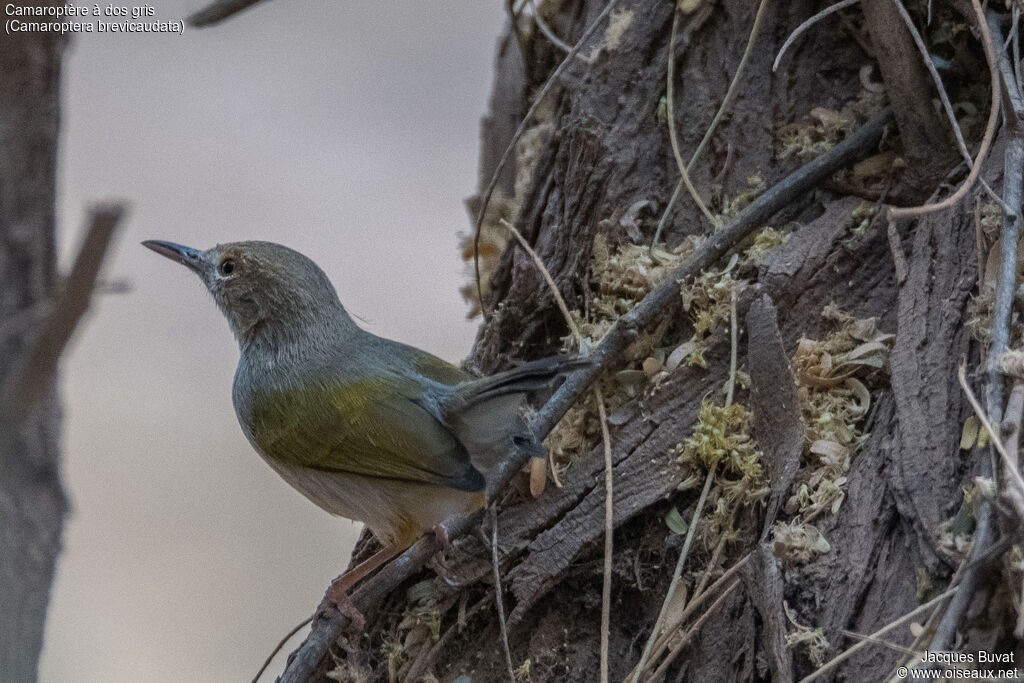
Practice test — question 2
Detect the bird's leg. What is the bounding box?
[319,545,401,631]
[431,522,454,555]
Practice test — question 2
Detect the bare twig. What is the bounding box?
[528,0,574,54]
[631,462,717,682]
[251,616,312,683]
[473,0,620,318]
[187,0,263,26]
[773,0,861,72]
[957,363,1024,513]
[892,0,1011,214]
[647,578,742,682]
[652,0,769,249]
[1,203,125,423]
[726,287,738,407]
[490,507,516,683]
[886,219,910,284]
[799,586,959,683]
[632,551,751,679]
[839,629,920,657]
[501,219,581,342]
[276,110,892,683]
[665,3,725,229]
[888,0,1000,220]
[596,386,614,683]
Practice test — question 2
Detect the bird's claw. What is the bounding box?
[315,577,366,632]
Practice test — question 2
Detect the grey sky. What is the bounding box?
[40,2,502,680]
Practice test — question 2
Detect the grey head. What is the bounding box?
[142,239,357,348]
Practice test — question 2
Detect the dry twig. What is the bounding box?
[251,616,312,683]
[651,0,769,249]
[1,203,125,423]
[799,586,958,683]
[888,0,1000,220]
[648,579,742,681]
[490,507,516,683]
[528,0,574,54]
[630,461,717,683]
[773,0,861,72]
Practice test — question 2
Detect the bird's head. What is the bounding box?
[143,239,349,345]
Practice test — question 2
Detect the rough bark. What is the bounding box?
[0,5,68,682]
[309,2,1020,681]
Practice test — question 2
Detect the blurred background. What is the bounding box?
[41,1,502,680]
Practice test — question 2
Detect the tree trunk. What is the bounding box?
[0,5,67,682]
[309,1,1022,681]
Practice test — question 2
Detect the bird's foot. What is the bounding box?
[431,522,454,555]
[430,522,470,587]
[315,574,366,632]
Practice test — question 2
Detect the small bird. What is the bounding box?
[143,239,573,600]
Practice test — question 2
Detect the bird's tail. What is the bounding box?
[446,355,588,477]
[451,355,587,407]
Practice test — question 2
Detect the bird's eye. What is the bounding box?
[218,258,236,276]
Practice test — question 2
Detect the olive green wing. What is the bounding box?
[248,374,484,492]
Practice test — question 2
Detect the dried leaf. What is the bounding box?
[529,457,547,497]
[846,378,871,416]
[616,369,647,386]
[809,440,849,461]
[961,416,980,450]
[666,340,697,371]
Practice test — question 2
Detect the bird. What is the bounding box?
[142,239,576,604]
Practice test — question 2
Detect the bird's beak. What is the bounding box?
[142,240,203,273]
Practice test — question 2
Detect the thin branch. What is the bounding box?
[773,0,861,72]
[633,551,751,679]
[799,586,959,683]
[839,629,920,656]
[888,0,1000,220]
[276,110,892,683]
[726,287,738,407]
[891,0,1012,215]
[652,0,770,249]
[596,385,614,683]
[957,363,1024,515]
[251,616,312,683]
[631,462,717,682]
[647,578,742,682]
[501,218,582,342]
[1,203,125,423]
[473,0,620,318]
[664,5,720,231]
[187,0,264,27]
[490,507,516,683]
[528,0,575,54]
